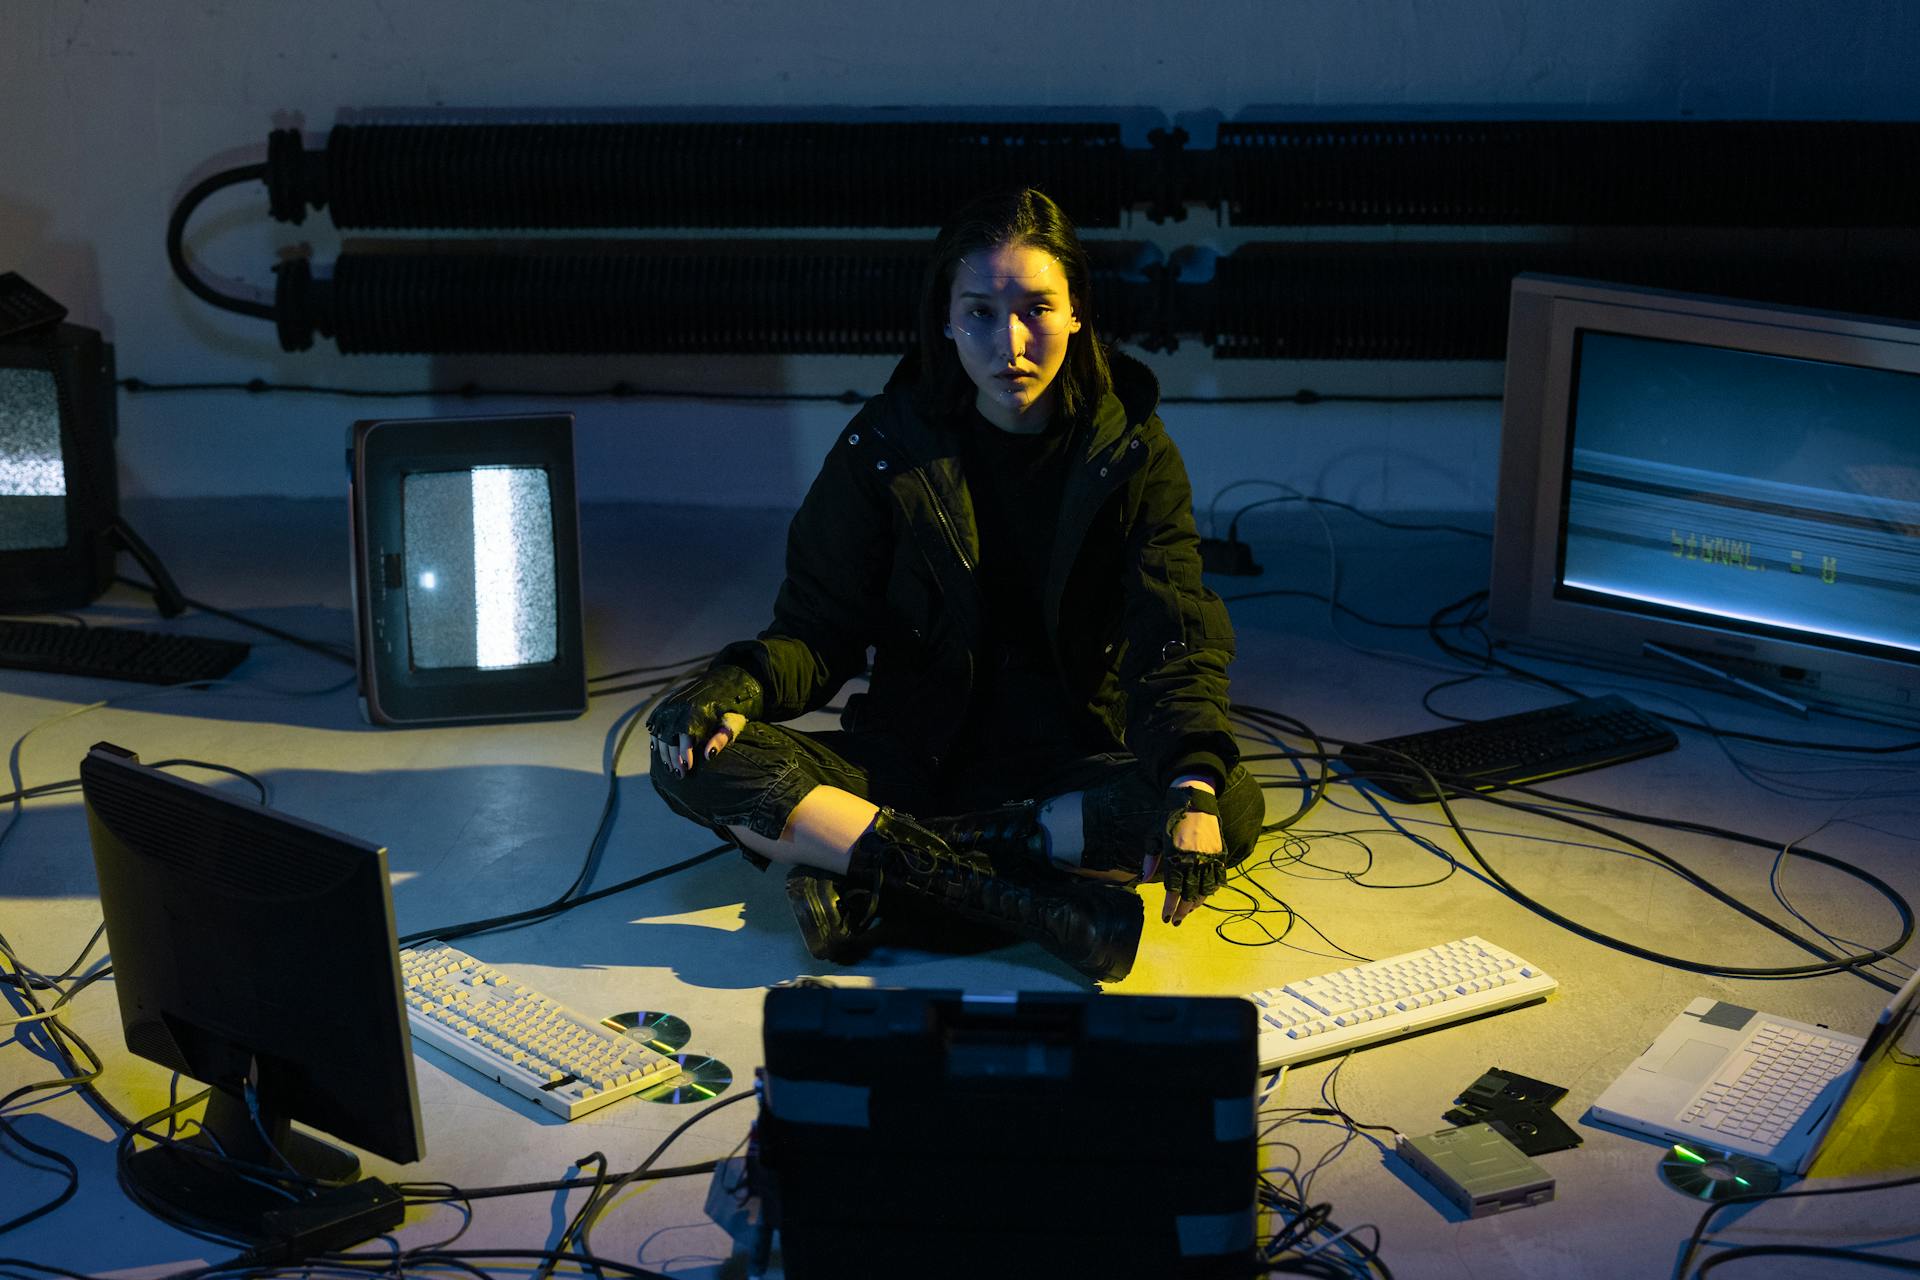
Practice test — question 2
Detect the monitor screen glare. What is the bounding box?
[402,465,558,670]
[1563,331,1920,660]
[0,366,68,551]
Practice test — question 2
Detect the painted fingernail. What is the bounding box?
[706,747,717,759]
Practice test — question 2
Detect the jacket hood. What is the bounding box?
[880,344,1163,433]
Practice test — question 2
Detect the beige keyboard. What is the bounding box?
[400,942,681,1120]
[1245,936,1557,1070]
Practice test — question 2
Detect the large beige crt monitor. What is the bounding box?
[1490,275,1920,728]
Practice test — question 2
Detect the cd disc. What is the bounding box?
[601,1010,693,1055]
[1658,1145,1781,1201]
[634,1054,733,1105]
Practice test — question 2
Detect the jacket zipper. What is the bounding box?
[914,472,974,575]
[869,421,975,576]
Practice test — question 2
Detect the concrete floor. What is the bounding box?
[2,495,1916,1278]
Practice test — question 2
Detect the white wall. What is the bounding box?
[5,0,1917,511]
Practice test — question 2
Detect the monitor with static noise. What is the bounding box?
[348,412,587,726]
[80,741,423,1243]
[1491,274,1920,728]
[0,320,117,610]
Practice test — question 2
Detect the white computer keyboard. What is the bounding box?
[399,942,682,1120]
[1680,1019,1855,1149]
[1245,936,1557,1071]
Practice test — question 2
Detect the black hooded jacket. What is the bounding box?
[718,348,1238,790]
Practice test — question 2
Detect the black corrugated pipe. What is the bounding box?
[265,119,1920,231]
[1199,241,1920,360]
[1212,120,1920,226]
[270,240,1160,354]
[264,122,1136,230]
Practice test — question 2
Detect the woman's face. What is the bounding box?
[944,241,1081,431]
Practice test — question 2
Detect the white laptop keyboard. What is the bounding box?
[400,942,682,1120]
[1245,936,1557,1070]
[1679,1020,1856,1148]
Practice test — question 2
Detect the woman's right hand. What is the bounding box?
[645,666,765,778]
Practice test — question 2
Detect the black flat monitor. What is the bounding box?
[80,741,423,1242]
[348,412,587,726]
[758,986,1258,1278]
[0,322,118,610]
[1491,275,1920,727]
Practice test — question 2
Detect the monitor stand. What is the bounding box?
[122,1086,361,1244]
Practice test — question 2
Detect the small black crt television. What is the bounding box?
[757,986,1259,1279]
[349,413,587,726]
[0,317,118,610]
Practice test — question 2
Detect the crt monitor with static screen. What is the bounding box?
[0,322,118,609]
[79,741,423,1243]
[1490,275,1920,727]
[349,412,587,726]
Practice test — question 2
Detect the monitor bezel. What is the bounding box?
[349,412,588,726]
[0,325,118,609]
[80,741,425,1166]
[1491,275,1920,726]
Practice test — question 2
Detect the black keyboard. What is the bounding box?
[1340,694,1679,803]
[0,619,250,685]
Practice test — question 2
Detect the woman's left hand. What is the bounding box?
[1159,784,1226,926]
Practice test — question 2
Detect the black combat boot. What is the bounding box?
[849,808,1143,983]
[784,865,881,964]
[921,799,1048,869]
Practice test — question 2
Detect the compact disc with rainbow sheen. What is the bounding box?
[633,1054,733,1105]
[601,1010,693,1055]
[1658,1145,1781,1201]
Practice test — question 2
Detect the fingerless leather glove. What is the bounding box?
[646,665,766,746]
[1158,785,1227,902]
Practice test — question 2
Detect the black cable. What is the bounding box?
[356,1250,673,1279]
[590,653,717,683]
[574,1091,757,1256]
[121,377,874,404]
[1331,741,1912,987]
[164,165,275,321]
[119,376,1503,409]
[536,1152,612,1280]
[1224,492,1491,544]
[0,929,104,996]
[1167,391,1497,406]
[1218,588,1444,631]
[586,674,678,700]
[0,954,122,1238]
[393,1161,718,1203]
[0,1262,97,1280]
[1254,1063,1394,1280]
[0,780,79,807]
[146,757,270,804]
[402,695,656,944]
[1232,706,1333,835]
[1225,696,1913,988]
[116,575,356,666]
[1674,1172,1920,1279]
[401,842,731,948]
[400,675,724,945]
[1693,1246,1920,1277]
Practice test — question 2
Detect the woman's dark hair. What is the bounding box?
[913,188,1113,428]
